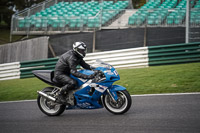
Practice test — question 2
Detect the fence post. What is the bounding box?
[185,0,191,43]
[10,15,14,42]
[144,22,147,47]
[93,29,96,52]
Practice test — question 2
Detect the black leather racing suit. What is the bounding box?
[53,50,92,94]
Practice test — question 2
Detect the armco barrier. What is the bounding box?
[85,47,149,68]
[0,42,200,80]
[0,62,20,80]
[148,42,200,66]
[19,47,149,78]
[20,58,58,78]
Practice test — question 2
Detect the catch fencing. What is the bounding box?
[0,42,200,80]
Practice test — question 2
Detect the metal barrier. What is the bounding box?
[19,47,149,78]
[20,58,58,78]
[0,62,20,80]
[148,42,200,66]
[1,42,200,80]
[85,47,149,68]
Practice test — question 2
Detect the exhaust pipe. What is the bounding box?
[37,91,56,102]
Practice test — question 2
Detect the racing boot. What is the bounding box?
[57,93,67,104]
[66,90,75,106]
[57,86,68,104]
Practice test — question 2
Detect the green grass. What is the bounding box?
[0,78,47,101]
[0,62,200,102]
[116,62,200,94]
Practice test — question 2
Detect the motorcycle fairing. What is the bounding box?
[110,85,127,92]
[72,81,107,109]
[67,66,124,109]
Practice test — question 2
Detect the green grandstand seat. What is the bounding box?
[59,19,66,28]
[30,19,36,27]
[47,17,56,27]
[35,19,42,28]
[148,15,155,25]
[87,19,94,28]
[58,2,65,7]
[167,16,174,24]
[93,19,100,28]
[24,18,32,28]
[52,19,59,28]
[18,0,130,30]
[135,19,144,25]
[174,18,182,24]
[41,18,48,28]
[87,18,100,28]
[18,19,25,28]
[128,16,136,25]
[76,18,84,28]
[57,11,63,16]
[69,19,77,28]
[102,16,108,25]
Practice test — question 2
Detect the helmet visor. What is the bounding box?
[77,48,87,57]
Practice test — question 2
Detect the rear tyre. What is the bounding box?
[37,87,66,116]
[103,90,132,114]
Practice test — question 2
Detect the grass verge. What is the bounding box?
[0,62,200,102]
[117,62,200,94]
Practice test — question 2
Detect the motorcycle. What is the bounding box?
[33,59,132,116]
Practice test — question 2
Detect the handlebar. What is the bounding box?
[92,70,106,83]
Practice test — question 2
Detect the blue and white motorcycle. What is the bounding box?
[33,60,132,116]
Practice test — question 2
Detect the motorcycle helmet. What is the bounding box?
[73,42,87,58]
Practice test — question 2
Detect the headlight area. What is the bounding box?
[110,76,120,81]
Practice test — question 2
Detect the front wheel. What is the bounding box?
[103,90,132,114]
[37,87,66,116]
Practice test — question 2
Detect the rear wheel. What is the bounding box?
[103,90,132,114]
[37,87,66,116]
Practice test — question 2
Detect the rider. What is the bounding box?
[53,42,96,103]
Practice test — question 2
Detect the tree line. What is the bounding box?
[0,0,43,28]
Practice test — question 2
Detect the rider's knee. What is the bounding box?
[68,80,77,89]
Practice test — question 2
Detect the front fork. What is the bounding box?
[105,85,127,103]
[106,89,118,103]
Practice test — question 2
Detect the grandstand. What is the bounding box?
[128,0,200,26]
[10,0,200,35]
[11,0,131,35]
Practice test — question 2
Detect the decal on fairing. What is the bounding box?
[78,78,88,83]
[95,85,108,93]
[77,102,91,108]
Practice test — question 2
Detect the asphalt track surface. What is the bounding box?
[0,94,200,133]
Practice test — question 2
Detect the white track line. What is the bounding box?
[132,92,200,97]
[0,99,36,104]
[0,92,200,104]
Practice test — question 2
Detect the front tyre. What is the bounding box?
[103,90,132,114]
[37,87,66,116]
